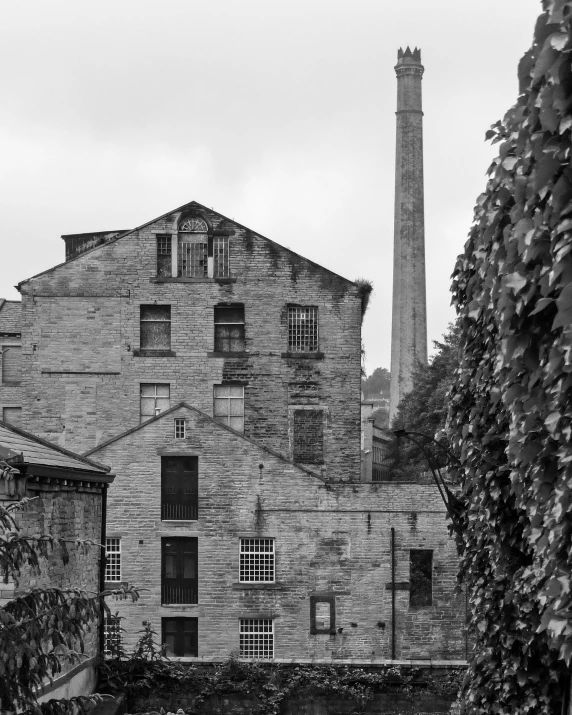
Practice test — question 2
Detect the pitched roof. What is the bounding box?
[0,420,110,474]
[18,201,356,289]
[0,300,21,334]
[85,401,326,483]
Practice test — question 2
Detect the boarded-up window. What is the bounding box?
[2,407,21,427]
[140,305,171,350]
[162,617,198,657]
[410,550,433,607]
[156,235,172,277]
[293,410,323,463]
[161,456,198,521]
[214,305,245,352]
[162,537,198,604]
[2,346,21,383]
[213,385,244,432]
[140,383,170,422]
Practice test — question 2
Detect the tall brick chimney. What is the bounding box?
[389,47,428,422]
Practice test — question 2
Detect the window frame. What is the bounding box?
[105,537,121,582]
[139,305,171,351]
[103,615,122,658]
[140,383,170,423]
[162,617,198,658]
[174,418,186,439]
[213,384,245,433]
[239,618,274,659]
[287,306,319,353]
[156,234,173,278]
[161,456,199,521]
[161,537,198,605]
[214,304,245,353]
[310,595,336,635]
[239,538,275,583]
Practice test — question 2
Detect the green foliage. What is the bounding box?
[354,278,374,325]
[361,367,391,399]
[447,1,572,711]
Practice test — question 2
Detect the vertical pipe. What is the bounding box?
[99,483,108,657]
[391,527,396,660]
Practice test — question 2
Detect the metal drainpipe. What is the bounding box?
[391,527,396,660]
[98,483,108,656]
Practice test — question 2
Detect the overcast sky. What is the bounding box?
[0,1,541,374]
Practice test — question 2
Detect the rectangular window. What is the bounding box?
[213,236,229,277]
[174,418,186,439]
[2,407,22,427]
[288,307,318,352]
[156,235,172,278]
[105,538,121,582]
[213,385,244,432]
[2,346,22,383]
[214,305,245,352]
[239,538,275,583]
[162,617,198,657]
[293,410,323,463]
[161,456,198,520]
[140,384,170,423]
[140,305,171,350]
[410,549,433,607]
[239,619,273,659]
[103,615,122,658]
[310,595,336,634]
[178,239,207,278]
[162,537,198,604]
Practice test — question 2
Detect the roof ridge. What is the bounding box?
[85,401,326,483]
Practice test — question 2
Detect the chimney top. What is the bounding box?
[396,47,422,63]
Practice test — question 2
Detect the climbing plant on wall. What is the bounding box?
[448,0,572,712]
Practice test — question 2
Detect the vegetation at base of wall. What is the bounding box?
[0,490,138,715]
[447,0,572,712]
[99,626,463,715]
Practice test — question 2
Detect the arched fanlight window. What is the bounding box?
[178,217,209,277]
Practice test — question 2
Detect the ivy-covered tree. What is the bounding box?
[0,494,136,714]
[448,1,572,712]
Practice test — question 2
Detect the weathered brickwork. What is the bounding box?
[19,203,361,482]
[89,405,466,661]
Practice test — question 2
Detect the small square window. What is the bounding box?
[214,305,245,352]
[174,418,186,439]
[288,307,318,352]
[140,383,170,423]
[103,615,122,658]
[239,619,273,659]
[162,617,198,657]
[140,305,171,350]
[2,407,22,427]
[240,538,275,582]
[105,538,121,582]
[213,385,244,432]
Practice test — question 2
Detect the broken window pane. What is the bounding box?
[214,305,245,352]
[178,217,208,278]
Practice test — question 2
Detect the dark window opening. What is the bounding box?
[293,410,323,463]
[410,549,433,607]
[156,235,172,278]
[161,456,198,520]
[214,305,245,352]
[178,217,208,278]
[140,305,171,350]
[310,595,335,634]
[162,537,198,604]
[2,346,22,383]
[162,617,198,657]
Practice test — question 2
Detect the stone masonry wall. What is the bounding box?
[20,204,362,482]
[92,405,466,661]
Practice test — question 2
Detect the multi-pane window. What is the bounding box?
[2,346,22,383]
[239,619,274,659]
[213,236,229,277]
[178,217,208,278]
[174,418,186,439]
[103,615,122,658]
[214,305,245,352]
[2,407,22,427]
[105,538,121,582]
[213,385,244,432]
[162,617,198,657]
[239,538,275,583]
[140,305,171,350]
[140,384,170,423]
[156,235,172,278]
[162,537,198,604]
[293,410,324,463]
[161,456,198,520]
[288,307,318,352]
[410,550,433,607]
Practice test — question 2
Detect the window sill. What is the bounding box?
[161,603,199,608]
[232,582,284,590]
[1,381,22,386]
[160,520,198,524]
[133,349,176,357]
[207,351,249,358]
[281,352,324,360]
[150,277,237,284]
[105,581,129,590]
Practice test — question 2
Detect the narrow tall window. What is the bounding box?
[178,217,208,278]
[310,596,336,634]
[410,549,433,607]
[239,538,275,583]
[162,537,198,604]
[213,236,229,277]
[156,235,172,277]
[293,410,323,463]
[140,384,170,423]
[2,407,21,427]
[214,305,245,352]
[174,418,186,439]
[140,305,171,350]
[162,618,198,657]
[213,385,244,432]
[105,538,121,582]
[161,456,198,520]
[288,307,318,352]
[239,619,273,659]
[103,615,122,658]
[2,346,22,383]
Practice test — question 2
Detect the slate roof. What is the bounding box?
[0,420,110,474]
[0,300,21,335]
